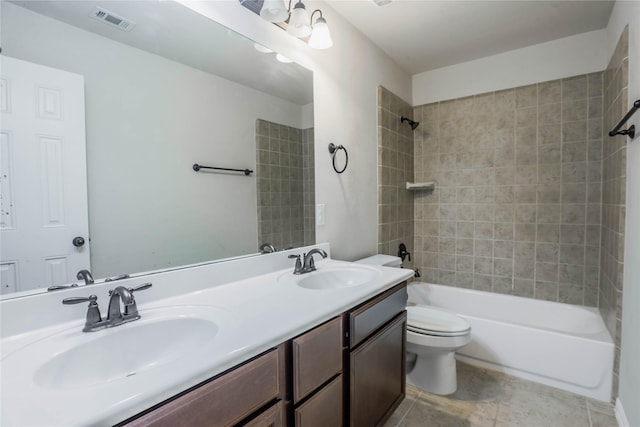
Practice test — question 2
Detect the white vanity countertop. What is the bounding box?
[1,257,413,426]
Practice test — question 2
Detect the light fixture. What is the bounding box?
[308,10,333,50]
[253,0,332,49]
[259,0,289,23]
[287,1,311,38]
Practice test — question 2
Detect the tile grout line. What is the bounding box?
[586,397,594,427]
[394,389,422,427]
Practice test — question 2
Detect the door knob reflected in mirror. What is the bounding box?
[72,236,86,247]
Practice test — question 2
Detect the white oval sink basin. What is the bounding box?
[296,267,379,290]
[6,305,226,390]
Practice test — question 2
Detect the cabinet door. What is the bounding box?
[350,312,406,427]
[243,401,285,427]
[294,375,343,427]
[292,316,342,403]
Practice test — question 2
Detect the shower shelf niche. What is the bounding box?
[406,182,435,191]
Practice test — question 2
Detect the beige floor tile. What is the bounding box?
[504,376,588,409]
[495,381,590,427]
[399,398,496,427]
[587,398,616,417]
[390,362,599,427]
[383,386,422,427]
[494,400,590,427]
[453,362,508,402]
[589,410,618,427]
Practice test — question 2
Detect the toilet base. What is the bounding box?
[406,351,457,395]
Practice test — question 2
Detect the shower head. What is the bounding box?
[400,116,420,130]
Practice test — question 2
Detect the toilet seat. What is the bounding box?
[407,305,471,337]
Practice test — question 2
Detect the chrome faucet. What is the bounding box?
[107,283,152,325]
[289,249,328,275]
[303,249,328,272]
[76,269,94,285]
[62,283,152,332]
[259,243,277,254]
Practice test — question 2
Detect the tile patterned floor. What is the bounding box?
[385,362,618,427]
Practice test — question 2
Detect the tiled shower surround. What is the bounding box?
[410,72,606,305]
[600,26,628,400]
[377,87,415,260]
[256,119,315,250]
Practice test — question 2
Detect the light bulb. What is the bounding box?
[287,1,311,38]
[308,16,333,49]
[259,0,289,23]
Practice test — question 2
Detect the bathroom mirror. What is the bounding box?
[0,0,314,297]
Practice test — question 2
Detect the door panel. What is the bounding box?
[0,56,89,293]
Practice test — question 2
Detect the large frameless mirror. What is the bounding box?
[0,0,314,298]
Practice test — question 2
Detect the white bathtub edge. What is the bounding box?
[615,398,630,427]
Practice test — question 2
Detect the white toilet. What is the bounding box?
[356,254,471,395]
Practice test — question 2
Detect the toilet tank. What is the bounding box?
[355,255,402,268]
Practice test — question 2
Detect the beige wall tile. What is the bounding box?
[408,72,607,315]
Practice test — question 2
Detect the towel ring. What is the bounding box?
[328,143,348,174]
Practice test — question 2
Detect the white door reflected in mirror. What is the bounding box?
[0,57,90,294]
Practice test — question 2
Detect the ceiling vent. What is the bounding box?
[90,7,136,32]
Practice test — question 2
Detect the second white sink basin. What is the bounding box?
[295,266,380,290]
[5,305,227,391]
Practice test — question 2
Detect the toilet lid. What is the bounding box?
[407,305,471,337]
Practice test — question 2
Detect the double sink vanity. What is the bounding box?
[1,244,413,426]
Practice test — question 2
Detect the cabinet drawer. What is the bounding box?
[293,316,342,403]
[124,346,284,427]
[349,282,407,348]
[294,375,343,427]
[242,400,285,427]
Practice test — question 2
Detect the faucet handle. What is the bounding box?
[62,294,98,305]
[48,283,79,292]
[63,295,104,332]
[129,282,152,293]
[105,274,130,282]
[288,254,303,274]
[118,283,152,319]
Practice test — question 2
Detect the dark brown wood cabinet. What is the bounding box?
[243,401,285,427]
[120,281,407,427]
[121,345,286,427]
[291,316,343,426]
[294,375,343,426]
[347,283,408,427]
[292,316,343,403]
[349,312,406,426]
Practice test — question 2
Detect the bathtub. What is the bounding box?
[408,283,614,402]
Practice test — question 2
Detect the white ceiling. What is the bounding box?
[327,0,615,75]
